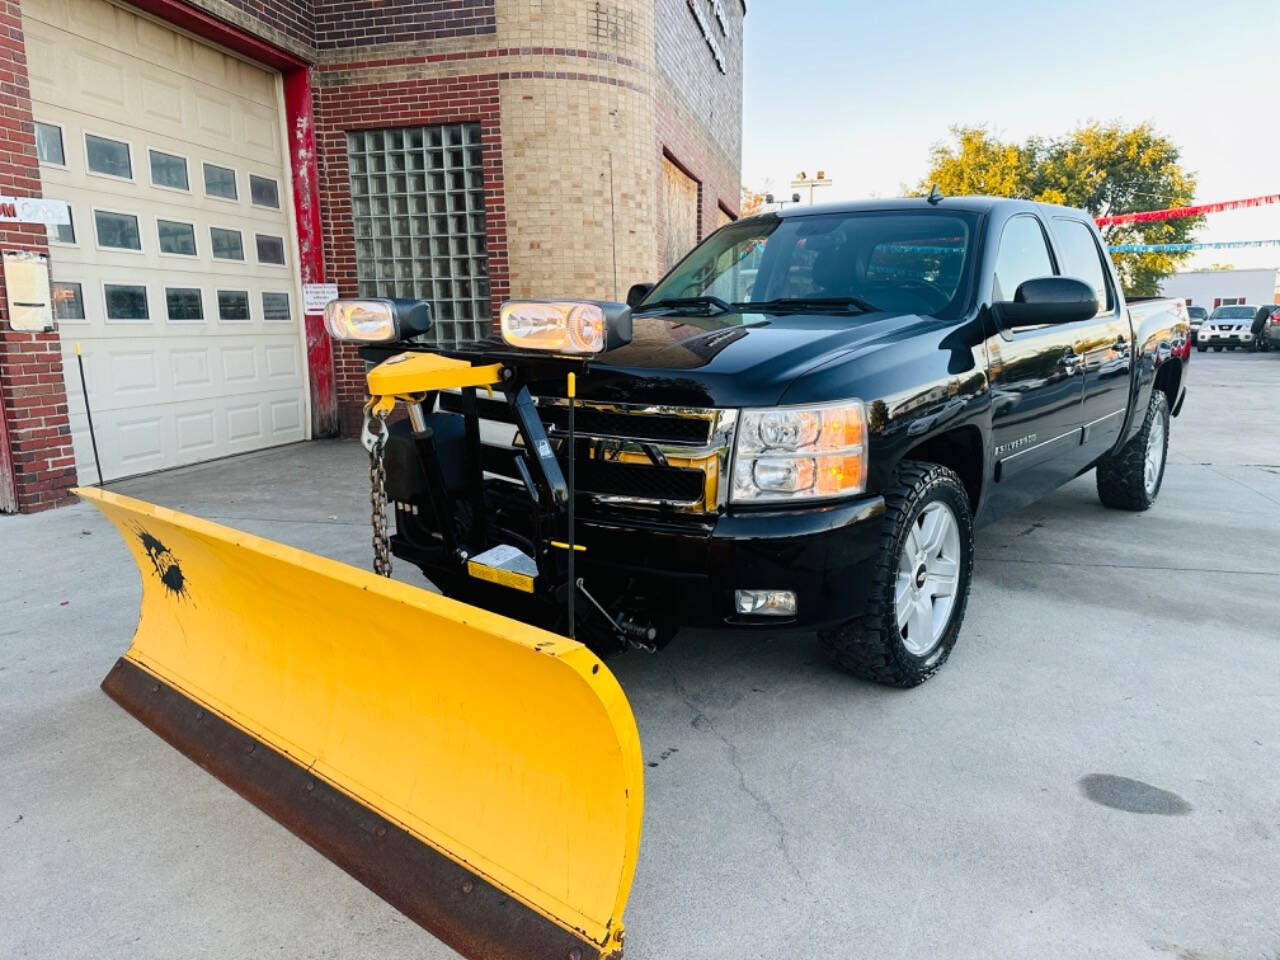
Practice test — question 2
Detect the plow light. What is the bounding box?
[499,300,632,355]
[324,298,433,342]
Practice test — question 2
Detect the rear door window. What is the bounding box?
[1051,219,1113,313]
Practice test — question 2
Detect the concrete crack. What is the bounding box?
[671,675,814,899]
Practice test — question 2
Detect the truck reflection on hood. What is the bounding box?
[602,314,758,369]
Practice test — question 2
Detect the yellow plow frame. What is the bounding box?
[81,486,642,959]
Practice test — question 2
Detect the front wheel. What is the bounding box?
[819,462,974,687]
[1096,390,1170,511]
[1196,345,1207,353]
[1214,346,1223,352]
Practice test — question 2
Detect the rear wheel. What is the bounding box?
[819,462,974,687]
[1096,390,1169,511]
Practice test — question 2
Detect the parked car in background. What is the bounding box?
[1251,305,1273,351]
[1198,304,1259,351]
[1186,305,1208,344]
[1263,306,1280,351]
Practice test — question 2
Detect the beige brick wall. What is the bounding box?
[496,0,660,301]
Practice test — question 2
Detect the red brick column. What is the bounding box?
[0,0,76,513]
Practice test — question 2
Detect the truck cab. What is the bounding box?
[352,196,1188,686]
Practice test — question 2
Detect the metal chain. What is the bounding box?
[367,412,392,577]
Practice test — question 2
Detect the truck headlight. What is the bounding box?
[499,300,633,355]
[731,400,868,503]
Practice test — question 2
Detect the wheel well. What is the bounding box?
[1155,358,1183,413]
[901,426,984,513]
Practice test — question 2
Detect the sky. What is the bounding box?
[740,0,1280,272]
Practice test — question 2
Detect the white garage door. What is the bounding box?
[25,0,307,482]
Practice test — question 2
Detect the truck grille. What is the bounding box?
[441,393,736,513]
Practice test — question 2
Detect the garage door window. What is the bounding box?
[49,207,76,246]
[250,175,279,208]
[262,292,291,323]
[53,281,84,321]
[346,123,491,347]
[157,219,197,256]
[210,227,244,261]
[94,210,141,250]
[36,122,65,166]
[255,233,285,265]
[85,133,132,179]
[217,289,251,322]
[149,149,189,191]
[165,287,203,322]
[204,163,238,200]
[104,283,148,321]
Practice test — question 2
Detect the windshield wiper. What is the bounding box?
[636,296,732,315]
[742,296,882,314]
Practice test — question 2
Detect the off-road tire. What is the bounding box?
[1196,344,1206,353]
[819,462,974,688]
[1096,390,1169,511]
[1214,346,1223,352]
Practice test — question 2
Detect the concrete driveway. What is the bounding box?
[4,351,1279,959]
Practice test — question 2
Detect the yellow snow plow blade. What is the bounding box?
[78,486,642,959]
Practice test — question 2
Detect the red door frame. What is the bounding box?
[0,375,15,511]
[120,0,337,436]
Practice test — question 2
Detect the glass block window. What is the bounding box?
[346,123,491,347]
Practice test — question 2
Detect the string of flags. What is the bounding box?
[1108,239,1280,253]
[1095,192,1280,226]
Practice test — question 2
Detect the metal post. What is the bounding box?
[75,342,104,487]
[566,372,576,638]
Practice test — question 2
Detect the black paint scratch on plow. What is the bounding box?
[136,528,190,601]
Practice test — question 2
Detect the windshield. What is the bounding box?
[1186,307,1207,319]
[644,210,977,318]
[1212,305,1255,319]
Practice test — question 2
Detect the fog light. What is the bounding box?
[734,589,797,617]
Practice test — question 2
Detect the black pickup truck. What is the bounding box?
[352,196,1190,686]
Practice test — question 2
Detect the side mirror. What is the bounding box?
[995,276,1098,327]
[626,282,654,308]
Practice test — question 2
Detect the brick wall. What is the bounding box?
[654,0,743,269]
[0,0,74,512]
[184,0,316,57]
[314,0,495,50]
[312,71,508,434]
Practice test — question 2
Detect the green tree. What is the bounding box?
[919,123,1203,296]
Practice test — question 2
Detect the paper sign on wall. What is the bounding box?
[0,196,71,225]
[303,283,339,314]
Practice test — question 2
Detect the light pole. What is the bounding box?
[790,170,832,205]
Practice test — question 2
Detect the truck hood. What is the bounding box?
[547,310,939,408]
